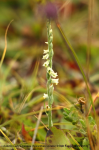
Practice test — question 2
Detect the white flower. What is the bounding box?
[47,67,52,72]
[42,54,49,59]
[49,29,52,34]
[51,72,58,78]
[50,36,53,42]
[51,78,59,85]
[43,49,49,54]
[46,105,50,109]
[47,67,58,78]
[43,60,49,67]
[43,93,48,99]
[45,42,48,44]
[49,84,54,90]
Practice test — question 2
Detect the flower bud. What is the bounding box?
[45,2,58,20]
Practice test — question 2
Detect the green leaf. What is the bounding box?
[45,126,72,150]
[82,138,90,150]
[64,115,73,122]
[79,129,86,135]
[63,106,79,125]
[63,129,84,150]
[79,119,86,128]
[88,116,95,125]
[63,108,70,114]
[63,129,85,145]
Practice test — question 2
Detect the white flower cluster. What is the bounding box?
[43,41,59,99]
[42,24,59,100]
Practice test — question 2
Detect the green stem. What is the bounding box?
[47,19,53,128]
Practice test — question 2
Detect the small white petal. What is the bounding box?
[47,67,52,71]
[45,42,48,44]
[51,79,59,85]
[49,29,52,34]
[49,84,54,91]
[46,105,50,109]
[43,93,48,99]
[43,60,49,67]
[50,36,53,41]
[47,67,58,78]
[43,49,49,54]
[51,72,58,78]
[50,84,54,88]
[42,54,49,59]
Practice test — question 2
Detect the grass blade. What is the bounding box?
[56,21,96,118]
